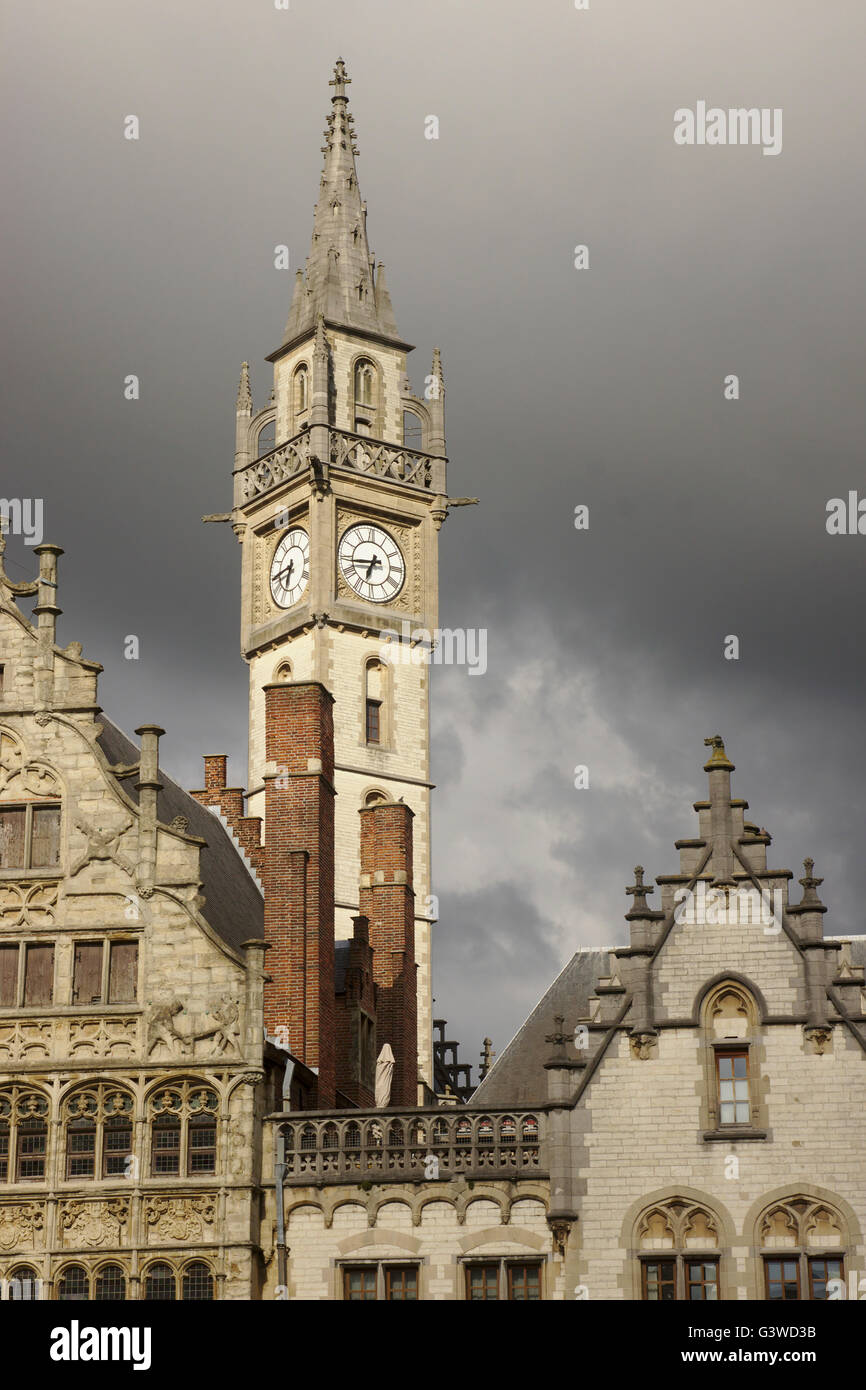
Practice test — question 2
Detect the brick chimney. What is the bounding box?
[263,681,336,1108]
[359,799,417,1106]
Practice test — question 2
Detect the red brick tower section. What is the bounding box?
[359,800,418,1106]
[263,681,336,1108]
[190,756,264,876]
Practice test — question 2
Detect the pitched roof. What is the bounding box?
[96,717,263,955]
[469,949,611,1108]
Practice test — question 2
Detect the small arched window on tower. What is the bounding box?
[255,419,275,459]
[293,365,309,432]
[364,658,389,747]
[403,410,424,451]
[354,359,376,436]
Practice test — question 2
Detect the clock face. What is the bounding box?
[338,523,405,604]
[270,528,310,608]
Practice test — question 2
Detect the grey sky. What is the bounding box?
[2,0,864,1073]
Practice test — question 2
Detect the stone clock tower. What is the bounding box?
[228,60,457,1089]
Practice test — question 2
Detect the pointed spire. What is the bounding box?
[278,60,405,348]
[236,362,252,414]
[374,263,398,336]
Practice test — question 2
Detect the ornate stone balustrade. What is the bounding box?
[328,430,434,489]
[237,429,439,502]
[238,435,312,501]
[279,1108,545,1185]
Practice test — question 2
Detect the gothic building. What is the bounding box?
[1,60,863,1303]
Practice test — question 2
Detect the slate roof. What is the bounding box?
[472,935,866,1109]
[96,717,263,955]
[470,948,612,1108]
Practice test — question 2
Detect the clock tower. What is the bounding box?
[230,60,453,1090]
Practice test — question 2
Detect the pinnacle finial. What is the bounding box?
[330,57,351,102]
[625,865,654,915]
[236,361,252,413]
[703,734,734,772]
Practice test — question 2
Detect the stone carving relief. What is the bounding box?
[69,816,135,879]
[146,995,241,1060]
[0,1203,44,1252]
[144,1196,215,1243]
[0,1021,53,1062]
[0,728,61,799]
[67,1017,138,1058]
[59,1199,130,1249]
[0,880,59,928]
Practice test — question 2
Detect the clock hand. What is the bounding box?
[274,558,295,584]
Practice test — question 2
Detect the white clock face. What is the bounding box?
[338,523,405,604]
[270,528,310,608]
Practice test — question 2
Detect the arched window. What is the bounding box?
[144,1262,176,1302]
[353,359,376,435]
[182,1261,214,1301]
[757,1197,847,1300]
[63,1086,134,1180]
[273,660,293,683]
[636,1199,721,1301]
[700,981,763,1135]
[0,1089,49,1182]
[364,658,390,747]
[255,419,275,458]
[57,1265,89,1300]
[5,1265,39,1300]
[402,410,423,450]
[148,1083,218,1178]
[94,1263,126,1301]
[293,365,309,429]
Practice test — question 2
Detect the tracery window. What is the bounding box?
[148,1083,218,1178]
[636,1199,721,1301]
[4,1265,39,1300]
[94,1263,126,1301]
[57,1264,89,1300]
[63,1086,134,1180]
[144,1262,176,1301]
[0,1088,49,1182]
[182,1261,214,1301]
[758,1197,847,1301]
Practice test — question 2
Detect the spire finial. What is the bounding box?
[479,1037,496,1080]
[236,361,252,413]
[703,734,734,772]
[625,865,654,915]
[330,57,351,102]
[798,857,824,901]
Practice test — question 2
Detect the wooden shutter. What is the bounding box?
[23,944,54,1005]
[0,808,26,869]
[30,805,61,868]
[0,945,18,1006]
[108,942,138,1003]
[72,942,103,1004]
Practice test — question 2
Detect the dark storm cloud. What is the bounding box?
[2,0,863,1070]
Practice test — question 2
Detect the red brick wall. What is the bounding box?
[335,914,377,1108]
[359,800,417,1106]
[263,681,336,1107]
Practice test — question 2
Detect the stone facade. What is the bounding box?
[0,540,272,1301]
